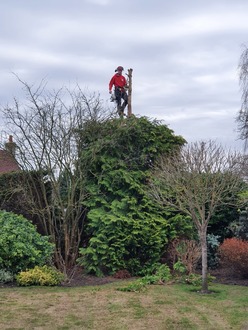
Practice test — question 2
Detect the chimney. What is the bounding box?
[5,135,17,156]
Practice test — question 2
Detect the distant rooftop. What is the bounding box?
[0,136,20,174]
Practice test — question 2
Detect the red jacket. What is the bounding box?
[109,74,127,91]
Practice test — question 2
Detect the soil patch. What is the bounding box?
[63,273,120,287]
[62,266,248,287]
[1,266,247,288]
[210,267,248,286]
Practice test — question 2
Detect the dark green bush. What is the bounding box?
[0,211,54,274]
[78,117,186,276]
[16,266,65,286]
[77,208,169,276]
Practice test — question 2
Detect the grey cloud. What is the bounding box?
[1,0,248,151]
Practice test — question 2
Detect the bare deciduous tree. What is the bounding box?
[1,78,111,277]
[237,45,248,148]
[150,140,243,293]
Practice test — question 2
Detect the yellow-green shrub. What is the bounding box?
[16,266,65,286]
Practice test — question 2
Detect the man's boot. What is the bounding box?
[117,105,124,117]
[120,104,127,116]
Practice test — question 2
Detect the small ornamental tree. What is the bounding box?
[0,211,54,274]
[150,140,244,293]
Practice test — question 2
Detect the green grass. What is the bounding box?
[0,281,247,329]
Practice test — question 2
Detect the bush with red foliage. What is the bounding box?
[113,270,131,279]
[218,238,248,278]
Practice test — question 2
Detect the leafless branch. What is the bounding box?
[149,140,244,292]
[1,79,111,276]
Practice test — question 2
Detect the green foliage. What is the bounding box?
[78,207,169,276]
[182,273,202,286]
[117,263,172,292]
[178,273,216,286]
[208,206,240,240]
[79,116,185,172]
[164,213,195,241]
[141,264,172,284]
[173,261,187,275]
[0,269,14,283]
[207,180,246,241]
[16,265,65,286]
[173,259,216,286]
[207,234,220,269]
[78,117,186,276]
[227,209,248,240]
[117,280,147,292]
[0,211,54,274]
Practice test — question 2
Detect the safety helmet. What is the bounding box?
[115,66,124,72]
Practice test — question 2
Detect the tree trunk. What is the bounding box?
[200,227,209,293]
[127,68,133,117]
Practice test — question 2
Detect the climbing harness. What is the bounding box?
[110,93,116,102]
[109,66,132,117]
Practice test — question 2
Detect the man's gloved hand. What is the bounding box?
[109,90,112,94]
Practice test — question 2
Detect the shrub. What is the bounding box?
[77,209,169,276]
[218,238,248,278]
[168,239,201,274]
[178,273,215,286]
[207,234,220,269]
[117,280,147,292]
[113,269,131,279]
[0,269,14,283]
[173,260,187,275]
[116,264,172,292]
[16,266,65,286]
[228,211,248,240]
[142,264,172,284]
[0,211,54,274]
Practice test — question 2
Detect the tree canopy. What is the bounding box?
[77,116,186,275]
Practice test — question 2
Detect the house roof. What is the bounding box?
[0,149,20,174]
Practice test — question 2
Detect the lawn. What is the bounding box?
[0,281,247,330]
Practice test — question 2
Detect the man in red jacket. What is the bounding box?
[109,66,128,116]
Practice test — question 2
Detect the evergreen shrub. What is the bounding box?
[0,211,54,273]
[78,116,186,276]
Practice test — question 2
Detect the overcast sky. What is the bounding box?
[1,0,248,150]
